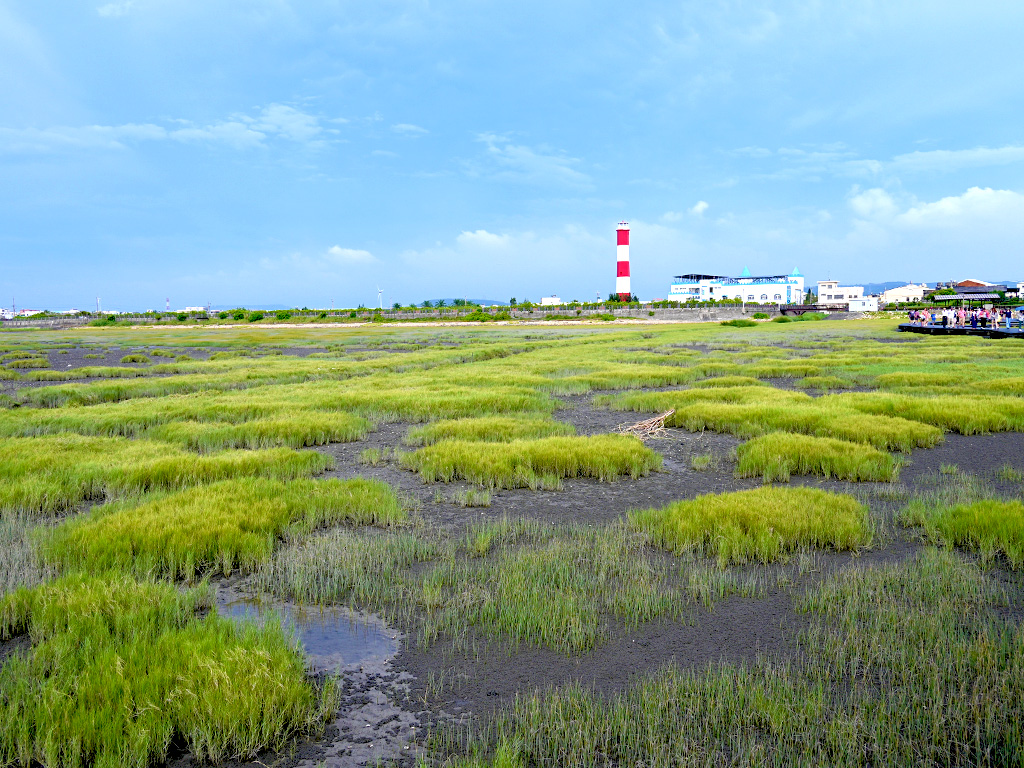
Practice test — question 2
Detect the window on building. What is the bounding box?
[774,294,781,300]
[760,294,767,300]
[747,295,754,300]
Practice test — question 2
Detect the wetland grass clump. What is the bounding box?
[736,432,901,482]
[358,446,394,466]
[902,497,1024,567]
[452,489,492,507]
[45,477,404,578]
[689,452,716,471]
[4,358,48,369]
[631,486,871,564]
[826,391,1024,434]
[0,574,337,768]
[691,375,766,388]
[119,353,151,364]
[0,434,332,514]
[400,434,661,489]
[146,411,371,451]
[405,414,574,446]
[797,375,853,391]
[603,387,943,451]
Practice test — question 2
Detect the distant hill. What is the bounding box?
[860,282,922,295]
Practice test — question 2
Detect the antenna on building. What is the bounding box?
[166,298,170,311]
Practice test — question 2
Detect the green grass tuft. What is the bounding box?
[902,497,1024,568]
[400,434,661,489]
[0,574,337,768]
[405,414,574,446]
[631,486,871,564]
[736,432,901,482]
[0,434,333,515]
[44,477,404,578]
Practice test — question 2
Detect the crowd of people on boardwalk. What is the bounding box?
[909,307,1024,329]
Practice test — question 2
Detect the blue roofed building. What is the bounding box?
[668,268,805,304]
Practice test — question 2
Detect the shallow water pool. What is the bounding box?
[218,599,398,673]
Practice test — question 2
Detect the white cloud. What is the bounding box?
[97,1,133,17]
[169,121,265,150]
[455,230,511,248]
[660,211,684,222]
[470,134,591,188]
[391,123,428,135]
[251,104,323,143]
[887,146,1024,174]
[848,187,898,220]
[895,187,1024,229]
[326,245,375,263]
[0,104,328,154]
[689,200,709,216]
[733,143,1024,184]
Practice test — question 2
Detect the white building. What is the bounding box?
[816,280,864,304]
[540,296,562,306]
[880,283,928,304]
[0,309,13,320]
[669,267,804,304]
[848,297,879,312]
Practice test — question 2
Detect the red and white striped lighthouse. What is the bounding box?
[615,221,631,300]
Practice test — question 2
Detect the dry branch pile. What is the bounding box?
[617,409,675,441]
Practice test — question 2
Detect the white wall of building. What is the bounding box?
[817,281,864,302]
[880,284,928,304]
[540,296,562,306]
[848,297,879,312]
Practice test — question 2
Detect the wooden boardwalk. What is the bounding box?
[897,323,1024,339]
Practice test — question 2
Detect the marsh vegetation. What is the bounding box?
[1,319,1023,766]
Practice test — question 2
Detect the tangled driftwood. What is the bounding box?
[617,409,675,441]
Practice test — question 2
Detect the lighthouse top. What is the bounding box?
[616,221,630,230]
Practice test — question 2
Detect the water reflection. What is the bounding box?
[218,599,398,673]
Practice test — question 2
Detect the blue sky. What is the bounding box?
[2,1,1023,310]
